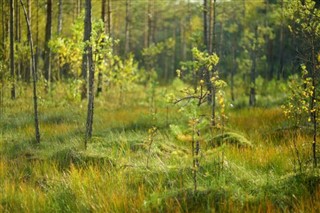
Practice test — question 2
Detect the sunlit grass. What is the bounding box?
[0,83,319,212]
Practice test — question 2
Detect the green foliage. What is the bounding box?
[286,0,320,38]
[282,65,315,125]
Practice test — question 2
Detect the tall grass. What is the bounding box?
[0,83,319,212]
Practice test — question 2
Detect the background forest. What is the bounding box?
[0,0,320,212]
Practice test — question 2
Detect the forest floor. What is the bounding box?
[0,82,320,212]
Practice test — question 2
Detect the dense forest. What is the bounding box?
[0,0,320,212]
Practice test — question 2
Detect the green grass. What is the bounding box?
[0,83,320,212]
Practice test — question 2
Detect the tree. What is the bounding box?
[44,0,52,92]
[81,0,91,100]
[286,0,320,168]
[57,0,62,35]
[125,0,131,55]
[84,0,95,149]
[20,0,40,144]
[96,0,106,97]
[15,0,21,80]
[10,0,15,99]
[107,0,111,36]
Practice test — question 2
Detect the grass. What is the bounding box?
[0,82,320,212]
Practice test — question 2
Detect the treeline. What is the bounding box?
[0,0,318,100]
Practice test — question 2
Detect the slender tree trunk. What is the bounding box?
[57,0,62,35]
[203,0,212,105]
[311,40,317,168]
[1,0,4,50]
[20,0,40,144]
[124,0,131,55]
[203,0,208,51]
[35,0,39,80]
[0,0,4,121]
[219,22,223,57]
[26,0,31,82]
[180,17,186,61]
[147,0,152,47]
[57,0,63,80]
[44,0,52,92]
[268,38,274,80]
[208,0,212,53]
[107,0,111,35]
[81,0,91,100]
[72,0,75,22]
[101,0,106,32]
[249,26,258,107]
[249,55,256,107]
[151,0,156,44]
[76,0,81,18]
[213,0,216,53]
[15,0,21,81]
[231,44,236,102]
[172,23,176,80]
[144,2,149,48]
[84,0,95,149]
[96,0,106,97]
[210,0,217,127]
[278,0,284,80]
[10,0,15,99]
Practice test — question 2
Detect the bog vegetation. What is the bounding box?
[0,0,320,212]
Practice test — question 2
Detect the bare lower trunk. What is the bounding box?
[10,0,15,99]
[231,45,236,101]
[20,0,40,144]
[84,0,95,149]
[311,43,317,168]
[124,0,131,54]
[44,0,52,92]
[57,0,62,35]
[278,0,284,80]
[249,54,256,107]
[81,0,92,100]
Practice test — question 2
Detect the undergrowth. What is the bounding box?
[0,83,320,212]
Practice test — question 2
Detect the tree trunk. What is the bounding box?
[20,0,40,144]
[151,0,156,44]
[35,0,39,80]
[144,2,149,48]
[147,0,152,47]
[76,0,81,18]
[311,41,317,168]
[268,38,274,80]
[101,0,106,31]
[249,55,256,107]
[208,0,212,53]
[25,0,31,82]
[44,0,52,92]
[203,0,208,51]
[231,44,236,102]
[203,0,211,104]
[96,0,106,97]
[84,0,95,149]
[15,0,21,81]
[57,0,62,35]
[278,0,284,80]
[0,0,4,120]
[125,0,131,55]
[107,0,111,35]
[81,0,92,100]
[57,0,63,80]
[1,0,4,50]
[10,0,15,99]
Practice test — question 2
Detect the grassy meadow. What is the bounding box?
[0,82,320,212]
